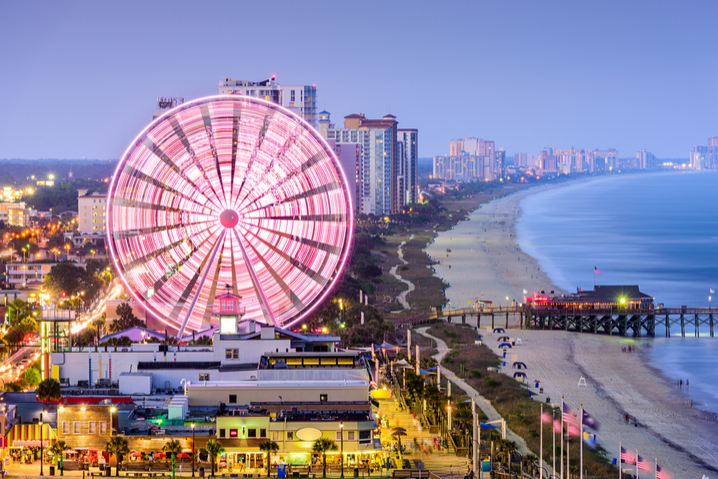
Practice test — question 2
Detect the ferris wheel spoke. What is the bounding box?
[168,116,227,210]
[198,103,227,206]
[176,229,227,338]
[121,164,213,213]
[240,180,342,217]
[145,227,217,302]
[234,150,322,213]
[232,227,277,326]
[199,235,231,328]
[114,219,214,240]
[232,112,274,206]
[238,223,328,287]
[233,123,301,210]
[123,222,214,272]
[241,229,306,317]
[244,222,343,256]
[143,136,225,212]
[229,105,241,206]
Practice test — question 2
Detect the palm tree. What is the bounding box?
[163,439,182,478]
[105,436,130,476]
[205,439,224,477]
[36,378,62,403]
[50,440,70,470]
[258,440,279,477]
[311,438,338,478]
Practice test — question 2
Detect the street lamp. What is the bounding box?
[506,296,509,309]
[191,422,196,477]
[64,244,71,260]
[340,421,344,478]
[40,409,47,476]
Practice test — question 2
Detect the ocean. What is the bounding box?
[516,170,718,412]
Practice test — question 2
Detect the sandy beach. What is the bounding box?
[423,185,718,476]
[425,186,566,309]
[488,329,718,476]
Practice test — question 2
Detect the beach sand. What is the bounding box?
[425,186,564,309]
[489,329,718,476]
[424,186,718,476]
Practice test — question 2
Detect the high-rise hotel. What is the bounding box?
[320,112,418,216]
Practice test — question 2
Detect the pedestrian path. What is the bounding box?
[415,327,552,473]
[377,397,468,477]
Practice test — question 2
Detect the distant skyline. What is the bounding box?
[1,0,716,160]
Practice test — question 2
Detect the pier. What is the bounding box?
[529,306,715,337]
[411,305,717,338]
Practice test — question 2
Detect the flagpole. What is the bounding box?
[561,396,564,479]
[654,459,657,479]
[567,436,570,479]
[540,404,543,479]
[636,450,639,479]
[551,409,556,479]
[580,404,583,479]
[619,442,621,479]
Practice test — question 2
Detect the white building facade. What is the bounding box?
[77,189,107,234]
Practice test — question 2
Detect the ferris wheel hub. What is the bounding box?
[219,209,239,228]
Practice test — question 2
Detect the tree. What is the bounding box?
[105,436,130,476]
[258,440,279,477]
[110,303,145,332]
[311,438,337,478]
[191,335,213,346]
[50,440,70,469]
[205,439,224,477]
[22,367,41,387]
[163,439,183,478]
[37,378,62,403]
[44,262,85,297]
[46,231,66,249]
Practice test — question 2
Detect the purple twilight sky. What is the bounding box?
[1,0,716,160]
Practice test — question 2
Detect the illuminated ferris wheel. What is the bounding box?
[107,96,353,336]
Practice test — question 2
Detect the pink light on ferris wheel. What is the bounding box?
[106,95,353,336]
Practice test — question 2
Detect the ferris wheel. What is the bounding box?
[107,95,353,336]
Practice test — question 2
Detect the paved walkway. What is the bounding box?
[415,327,553,473]
[389,234,415,310]
[378,397,468,478]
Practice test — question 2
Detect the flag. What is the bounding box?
[637,455,651,472]
[582,408,600,431]
[541,410,553,424]
[656,464,671,479]
[594,266,602,276]
[562,402,578,425]
[711,288,715,294]
[568,422,581,437]
[553,419,561,433]
[582,430,596,448]
[620,446,635,465]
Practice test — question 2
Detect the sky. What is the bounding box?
[1,0,716,160]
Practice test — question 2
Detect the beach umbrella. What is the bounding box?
[155,453,166,459]
[130,452,142,458]
[177,453,191,458]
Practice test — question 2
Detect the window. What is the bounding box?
[74,422,81,434]
[229,394,237,404]
[248,428,257,438]
[335,431,342,441]
[100,422,107,434]
[286,431,294,441]
[199,373,210,381]
[359,431,371,444]
[62,422,69,434]
[260,429,267,438]
[320,394,328,402]
[89,422,96,434]
[347,431,355,441]
[219,429,226,438]
[230,429,238,438]
[225,349,239,360]
[272,431,281,441]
